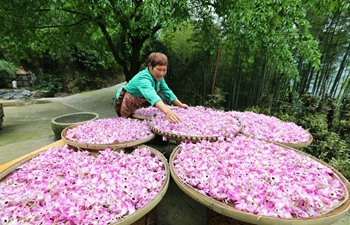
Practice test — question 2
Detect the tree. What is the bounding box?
[0,0,190,81]
[214,0,322,77]
[181,0,324,109]
[291,1,350,97]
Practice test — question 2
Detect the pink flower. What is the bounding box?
[172,135,346,218]
[228,111,311,144]
[64,118,154,144]
[149,106,241,140]
[0,145,167,224]
[133,105,178,118]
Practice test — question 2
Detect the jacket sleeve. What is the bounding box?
[158,78,177,103]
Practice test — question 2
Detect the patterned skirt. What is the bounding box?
[115,89,147,117]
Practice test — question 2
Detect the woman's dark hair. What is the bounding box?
[147,52,168,68]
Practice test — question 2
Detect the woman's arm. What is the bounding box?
[155,100,182,123]
[172,99,189,109]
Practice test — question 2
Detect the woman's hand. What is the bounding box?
[166,102,188,123]
[166,110,181,124]
[155,100,185,123]
[172,99,188,110]
[179,103,189,109]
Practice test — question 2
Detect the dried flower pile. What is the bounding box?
[228,111,311,144]
[149,106,241,139]
[172,135,346,218]
[0,145,166,224]
[133,106,178,118]
[64,118,154,144]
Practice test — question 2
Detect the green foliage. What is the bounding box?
[16,47,123,95]
[0,60,17,79]
[204,87,227,110]
[328,152,350,182]
[300,113,328,139]
[214,0,322,79]
[0,0,190,81]
[34,73,64,94]
[75,51,100,71]
[276,113,298,123]
[160,22,198,63]
[159,0,348,111]
[336,99,350,139]
[317,132,348,161]
[75,72,102,91]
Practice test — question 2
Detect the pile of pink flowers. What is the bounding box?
[133,106,178,118]
[64,118,154,144]
[0,145,166,224]
[149,106,241,138]
[228,111,311,144]
[172,135,346,218]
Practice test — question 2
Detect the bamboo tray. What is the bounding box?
[131,113,149,120]
[0,141,170,225]
[148,115,242,143]
[61,123,155,150]
[240,131,313,149]
[273,134,313,149]
[148,124,223,142]
[169,144,350,225]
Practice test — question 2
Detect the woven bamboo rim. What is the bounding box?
[240,131,313,149]
[169,145,350,225]
[0,142,170,225]
[131,113,149,120]
[274,134,313,149]
[148,115,242,143]
[61,123,156,150]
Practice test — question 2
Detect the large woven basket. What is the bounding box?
[0,142,170,225]
[273,134,313,149]
[61,123,155,150]
[148,116,242,143]
[148,124,222,142]
[131,113,150,120]
[169,145,350,225]
[240,131,313,149]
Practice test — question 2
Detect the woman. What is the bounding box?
[115,52,188,123]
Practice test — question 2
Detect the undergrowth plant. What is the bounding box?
[204,87,227,110]
[0,60,17,79]
[34,73,64,94]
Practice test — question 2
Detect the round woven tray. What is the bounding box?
[148,124,221,142]
[148,116,242,143]
[240,131,313,149]
[0,144,170,225]
[169,145,350,225]
[273,134,313,149]
[61,123,155,150]
[131,113,150,120]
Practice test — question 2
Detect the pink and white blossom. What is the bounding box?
[228,111,311,144]
[149,106,241,139]
[133,106,178,118]
[172,135,346,218]
[64,117,154,144]
[0,145,166,224]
